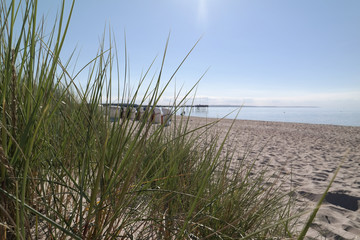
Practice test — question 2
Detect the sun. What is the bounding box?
[198,0,207,25]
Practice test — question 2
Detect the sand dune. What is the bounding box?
[184,116,360,240]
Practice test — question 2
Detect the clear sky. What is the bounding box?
[36,0,360,109]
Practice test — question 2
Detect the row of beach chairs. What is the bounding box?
[106,106,172,126]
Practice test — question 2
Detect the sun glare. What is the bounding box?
[197,0,207,25]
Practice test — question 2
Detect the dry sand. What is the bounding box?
[184,116,360,240]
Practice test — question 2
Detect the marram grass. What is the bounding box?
[0,0,337,239]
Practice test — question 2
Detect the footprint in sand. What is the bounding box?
[312,172,329,182]
[343,225,360,236]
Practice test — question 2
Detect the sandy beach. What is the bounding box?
[184,116,360,240]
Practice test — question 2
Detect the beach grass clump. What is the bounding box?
[1,0,297,239]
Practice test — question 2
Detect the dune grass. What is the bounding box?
[0,0,309,239]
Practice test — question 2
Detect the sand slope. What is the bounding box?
[185,116,360,240]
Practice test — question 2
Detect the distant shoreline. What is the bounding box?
[102,103,319,108]
[198,105,318,108]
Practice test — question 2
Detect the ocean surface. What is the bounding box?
[180,106,360,127]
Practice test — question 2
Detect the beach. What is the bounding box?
[184,116,360,239]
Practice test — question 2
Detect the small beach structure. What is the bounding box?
[105,104,136,121]
[153,107,162,124]
[136,106,146,120]
[122,107,129,119]
[108,106,122,121]
[161,107,171,126]
[128,107,137,120]
[103,104,172,126]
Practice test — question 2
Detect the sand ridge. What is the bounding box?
[184,116,360,240]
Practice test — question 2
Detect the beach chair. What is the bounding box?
[109,106,121,121]
[153,107,162,124]
[161,107,171,126]
[129,107,137,120]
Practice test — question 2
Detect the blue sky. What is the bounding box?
[37,0,360,109]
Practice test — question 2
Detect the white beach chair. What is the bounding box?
[129,107,137,120]
[153,107,162,124]
[109,106,121,121]
[161,107,171,126]
[137,107,146,120]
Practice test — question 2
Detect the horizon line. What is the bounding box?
[102,103,319,108]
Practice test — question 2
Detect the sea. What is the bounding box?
[179,106,360,127]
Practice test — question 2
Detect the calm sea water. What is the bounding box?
[180,106,360,127]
